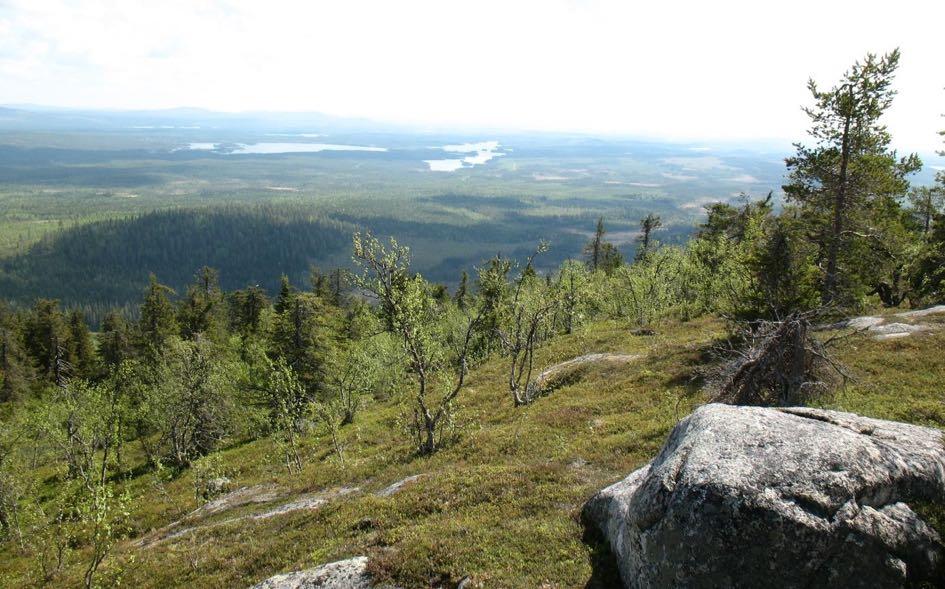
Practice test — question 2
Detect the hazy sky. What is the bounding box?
[1,0,943,151]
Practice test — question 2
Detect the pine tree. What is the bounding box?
[784,49,921,305]
[908,186,945,236]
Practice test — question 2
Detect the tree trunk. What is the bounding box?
[823,98,853,305]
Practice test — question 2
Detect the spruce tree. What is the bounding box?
[271,292,335,394]
[584,217,606,270]
[636,214,662,261]
[24,299,69,384]
[138,275,177,351]
[100,311,134,369]
[66,310,97,380]
[231,285,269,336]
[179,267,226,341]
[0,305,30,401]
[454,271,469,310]
[275,275,294,315]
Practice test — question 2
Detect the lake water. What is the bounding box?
[424,159,466,172]
[179,140,505,168]
[425,140,505,172]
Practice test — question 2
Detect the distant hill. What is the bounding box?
[0,104,395,134]
[0,206,354,309]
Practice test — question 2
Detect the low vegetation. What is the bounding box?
[0,50,942,587]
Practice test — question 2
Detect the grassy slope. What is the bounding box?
[2,313,944,588]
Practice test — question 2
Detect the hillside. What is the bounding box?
[0,206,354,310]
[1,310,942,588]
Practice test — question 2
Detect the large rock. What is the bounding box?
[584,404,945,588]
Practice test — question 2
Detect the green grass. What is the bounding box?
[2,313,943,588]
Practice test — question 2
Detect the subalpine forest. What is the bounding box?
[0,50,944,588]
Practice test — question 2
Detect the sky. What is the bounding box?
[1,0,943,152]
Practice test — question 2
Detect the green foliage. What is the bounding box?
[260,357,308,473]
[635,213,662,262]
[191,453,236,502]
[270,291,339,394]
[229,285,270,338]
[67,310,98,380]
[910,215,945,304]
[40,378,124,485]
[178,267,228,343]
[555,259,597,334]
[138,275,177,351]
[908,185,945,235]
[0,305,31,402]
[135,338,237,468]
[480,244,560,405]
[583,217,623,274]
[323,343,382,425]
[99,311,134,369]
[605,246,693,326]
[74,482,133,589]
[23,298,70,385]
[784,49,922,307]
[0,205,353,310]
[353,233,481,454]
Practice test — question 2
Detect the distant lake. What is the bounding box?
[179,142,387,154]
[424,159,465,172]
[425,140,505,172]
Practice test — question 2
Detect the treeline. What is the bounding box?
[0,205,354,314]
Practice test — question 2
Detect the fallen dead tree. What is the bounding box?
[709,313,848,406]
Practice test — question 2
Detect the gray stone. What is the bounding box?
[376,475,423,497]
[528,353,639,397]
[869,322,929,335]
[252,486,359,520]
[869,322,933,341]
[251,557,375,589]
[194,484,281,517]
[896,305,945,319]
[584,404,945,588]
[819,315,885,331]
[846,315,886,330]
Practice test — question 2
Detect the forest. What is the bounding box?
[0,50,943,588]
[0,206,355,319]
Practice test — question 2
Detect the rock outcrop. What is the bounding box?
[819,305,944,340]
[251,557,376,589]
[376,475,423,497]
[136,485,358,548]
[527,353,639,397]
[583,404,945,588]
